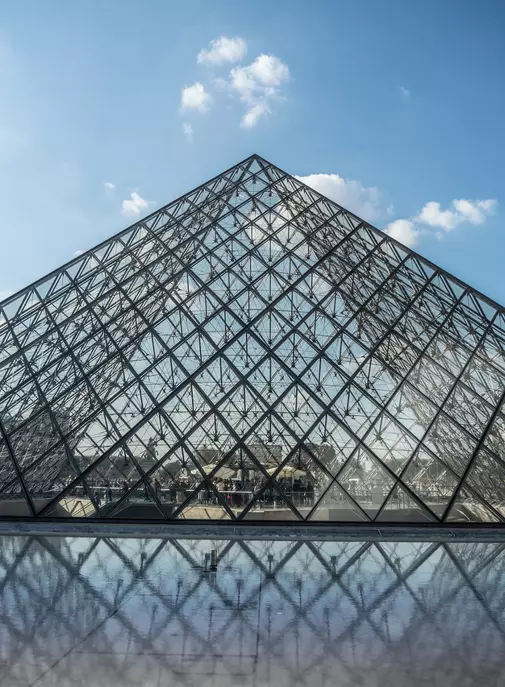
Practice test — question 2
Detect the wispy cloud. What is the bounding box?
[121,192,149,217]
[197,36,247,65]
[384,219,419,247]
[104,181,115,190]
[296,172,386,223]
[399,85,410,98]
[385,198,498,247]
[297,168,497,250]
[417,198,497,231]
[229,54,290,128]
[241,102,269,128]
[182,122,194,142]
[180,82,212,113]
[73,249,84,257]
[177,39,290,129]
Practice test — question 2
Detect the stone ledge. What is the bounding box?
[0,519,505,542]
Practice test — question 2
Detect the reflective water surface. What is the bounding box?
[0,535,504,686]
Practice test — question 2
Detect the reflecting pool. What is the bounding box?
[0,535,504,686]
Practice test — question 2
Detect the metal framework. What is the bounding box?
[0,153,505,523]
[0,535,505,685]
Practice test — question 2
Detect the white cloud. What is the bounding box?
[454,198,497,224]
[122,192,149,217]
[73,249,84,257]
[181,82,212,113]
[182,122,194,142]
[385,197,497,248]
[417,201,457,230]
[197,36,247,65]
[230,54,290,98]
[295,172,384,223]
[104,181,115,190]
[416,198,497,231]
[241,102,269,128]
[229,54,290,127]
[384,219,419,247]
[475,198,497,213]
[296,167,497,250]
[399,86,410,98]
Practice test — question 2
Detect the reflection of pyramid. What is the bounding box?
[1,536,505,686]
[0,154,505,523]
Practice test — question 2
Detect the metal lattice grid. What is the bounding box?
[1,154,505,523]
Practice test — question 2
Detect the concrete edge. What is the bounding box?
[1,520,505,542]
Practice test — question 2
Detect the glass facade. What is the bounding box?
[0,154,504,523]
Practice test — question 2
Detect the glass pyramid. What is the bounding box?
[0,154,504,524]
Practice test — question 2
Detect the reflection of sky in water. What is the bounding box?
[0,536,504,686]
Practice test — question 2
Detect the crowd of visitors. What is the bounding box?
[69,472,317,509]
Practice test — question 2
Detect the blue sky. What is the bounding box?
[0,0,504,303]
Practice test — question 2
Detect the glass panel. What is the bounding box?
[407,354,454,406]
[484,411,505,461]
[401,447,460,518]
[443,381,494,439]
[464,448,505,519]
[242,485,301,521]
[107,485,168,520]
[423,414,477,477]
[302,414,357,478]
[0,469,32,517]
[376,483,435,522]
[174,486,233,520]
[337,448,395,518]
[365,414,418,475]
[446,487,501,523]
[43,494,98,518]
[387,383,438,439]
[308,480,368,522]
[41,476,99,518]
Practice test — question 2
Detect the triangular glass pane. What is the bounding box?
[337,448,395,517]
[173,484,233,520]
[463,447,505,519]
[241,483,302,521]
[0,471,33,517]
[376,483,436,523]
[308,480,368,522]
[41,478,99,518]
[179,432,263,518]
[364,413,418,475]
[66,445,146,515]
[302,414,357,478]
[402,447,460,519]
[483,411,505,460]
[106,482,168,520]
[445,487,502,523]
[144,456,195,514]
[423,413,477,477]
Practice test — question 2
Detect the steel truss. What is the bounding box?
[0,154,505,523]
